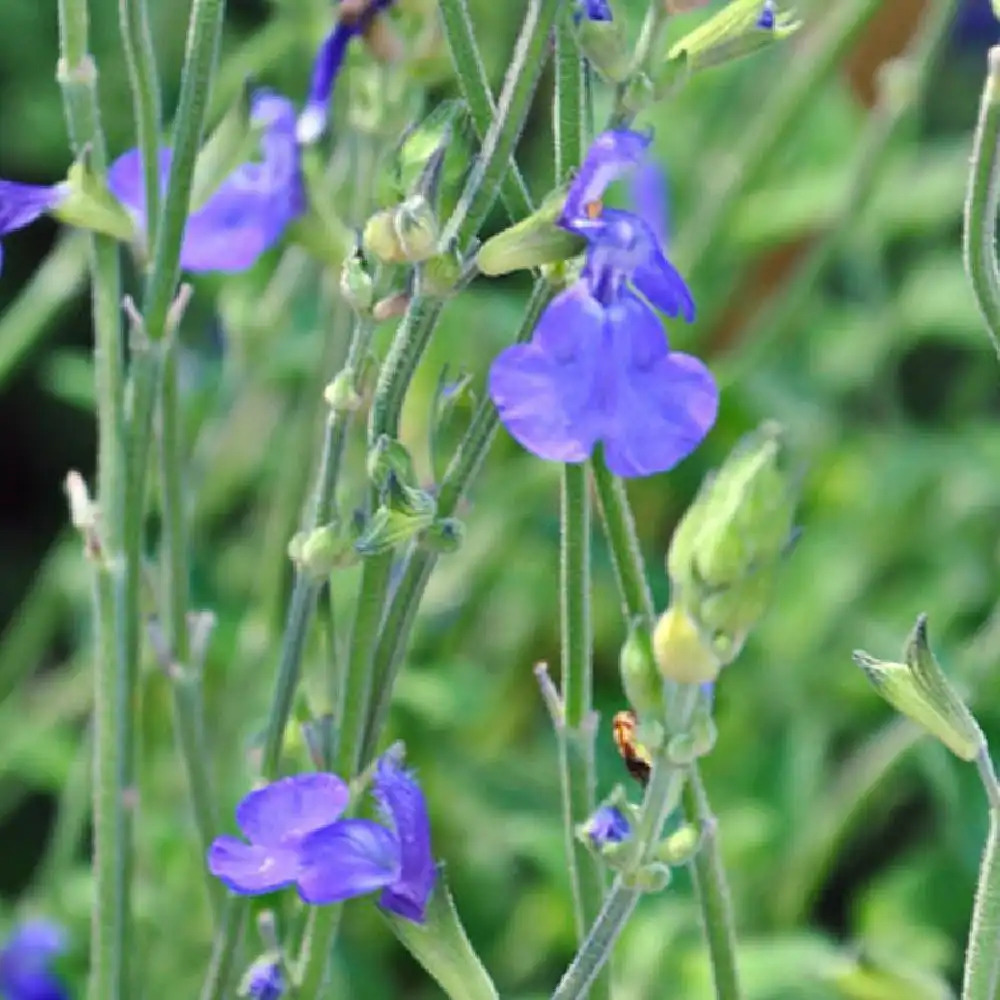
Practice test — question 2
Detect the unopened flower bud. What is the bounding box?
[623,862,672,893]
[575,16,631,83]
[324,370,362,413]
[581,805,631,850]
[420,517,465,554]
[655,823,701,866]
[364,196,439,263]
[619,621,665,718]
[240,953,285,999]
[296,524,358,577]
[854,615,983,761]
[340,254,374,311]
[422,250,462,297]
[667,422,798,664]
[652,606,720,685]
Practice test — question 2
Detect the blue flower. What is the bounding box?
[297,0,398,144]
[0,920,69,1000]
[756,0,776,30]
[0,181,68,275]
[207,751,436,923]
[584,806,631,847]
[240,954,285,1000]
[953,0,1000,48]
[489,129,718,478]
[109,91,304,273]
[575,0,613,21]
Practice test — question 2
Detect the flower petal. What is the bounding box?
[107,148,173,219]
[601,294,717,477]
[489,284,606,465]
[585,805,631,847]
[296,819,401,905]
[0,181,67,237]
[297,23,355,144]
[207,835,300,895]
[630,158,670,250]
[632,247,696,322]
[373,749,436,923]
[561,130,650,228]
[180,92,303,272]
[235,773,350,848]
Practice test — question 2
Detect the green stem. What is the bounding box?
[964,45,1000,359]
[295,892,344,998]
[361,281,552,765]
[437,0,533,219]
[198,898,246,1000]
[441,0,564,248]
[142,0,225,341]
[56,5,130,998]
[117,0,162,243]
[962,747,1000,1000]
[590,455,742,998]
[551,711,692,1000]
[259,307,373,782]
[683,771,742,1000]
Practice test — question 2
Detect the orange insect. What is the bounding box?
[612,710,652,788]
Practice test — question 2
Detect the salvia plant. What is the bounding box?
[2,0,1000,998]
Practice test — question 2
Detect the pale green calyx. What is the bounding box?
[652,606,721,685]
[667,422,798,664]
[340,253,374,312]
[324,370,362,413]
[576,15,631,84]
[619,619,666,718]
[58,161,135,243]
[290,523,359,577]
[476,185,585,276]
[657,0,800,93]
[853,615,983,762]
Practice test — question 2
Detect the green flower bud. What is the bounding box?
[619,620,665,718]
[658,0,800,89]
[367,435,419,492]
[652,606,721,685]
[340,254,374,312]
[667,422,798,664]
[324,370,363,413]
[853,615,983,762]
[420,517,465,554]
[476,186,585,276]
[576,16,631,84]
[655,824,701,867]
[422,249,462,297]
[295,523,359,577]
[355,501,437,557]
[623,862,672,893]
[364,209,403,263]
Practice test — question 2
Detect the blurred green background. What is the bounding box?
[1,0,999,997]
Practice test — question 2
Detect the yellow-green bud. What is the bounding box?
[297,524,358,578]
[853,615,983,762]
[393,195,439,262]
[623,862,672,893]
[652,606,720,685]
[476,186,585,276]
[667,422,797,664]
[619,621,665,718]
[363,209,403,263]
[661,0,800,84]
[655,824,701,866]
[59,162,135,243]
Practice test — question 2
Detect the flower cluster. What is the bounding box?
[0,0,397,275]
[489,129,718,478]
[208,750,436,923]
[0,920,69,1000]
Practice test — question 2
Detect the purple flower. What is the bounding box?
[575,0,613,21]
[584,806,631,847]
[756,0,776,30]
[489,130,717,478]
[953,0,1000,48]
[0,920,70,1000]
[108,91,304,273]
[0,181,68,274]
[207,752,436,923]
[297,0,398,144]
[240,954,285,1000]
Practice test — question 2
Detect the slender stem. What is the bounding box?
[142,0,225,341]
[118,0,162,243]
[964,45,1000,359]
[361,281,552,765]
[56,5,130,999]
[295,881,344,998]
[962,746,1000,1000]
[198,898,246,1000]
[259,307,372,782]
[590,455,742,997]
[441,0,564,249]
[551,718,691,1000]
[437,0,533,219]
[683,771,742,1000]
